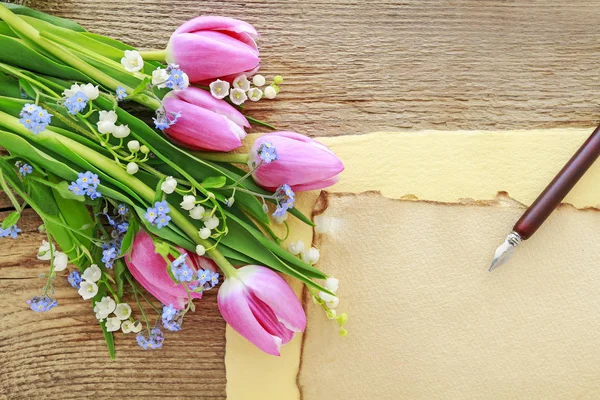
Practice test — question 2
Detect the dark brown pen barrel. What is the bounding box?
[514,123,600,240]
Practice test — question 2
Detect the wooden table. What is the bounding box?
[1,1,600,398]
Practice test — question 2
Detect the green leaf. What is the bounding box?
[0,72,22,98]
[202,176,227,189]
[120,217,138,256]
[0,34,89,81]
[94,284,115,359]
[2,3,86,32]
[114,260,126,299]
[154,178,165,203]
[131,77,151,97]
[225,212,327,279]
[2,211,20,229]
[154,240,170,257]
[18,77,36,99]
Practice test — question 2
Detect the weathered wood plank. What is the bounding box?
[15,0,600,134]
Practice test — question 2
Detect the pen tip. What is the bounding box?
[488,232,522,272]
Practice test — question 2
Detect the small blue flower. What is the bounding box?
[162,304,178,321]
[209,271,220,288]
[165,68,188,90]
[19,163,33,176]
[153,110,180,131]
[116,86,128,101]
[64,91,89,115]
[77,171,94,189]
[273,184,295,217]
[136,327,166,350]
[144,207,158,224]
[67,270,82,289]
[153,115,170,131]
[172,262,193,282]
[19,104,52,134]
[162,304,183,332]
[172,253,187,268]
[117,204,129,216]
[68,181,85,196]
[196,269,211,285]
[155,201,170,214]
[69,172,101,199]
[155,213,171,229]
[102,246,117,269]
[117,222,129,234]
[163,319,182,331]
[1,225,21,239]
[136,334,149,350]
[27,295,58,312]
[257,142,278,164]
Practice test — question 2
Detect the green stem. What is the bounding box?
[0,109,237,277]
[0,5,160,110]
[139,49,167,61]
[191,151,249,164]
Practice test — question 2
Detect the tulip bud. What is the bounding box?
[217,265,306,355]
[125,231,216,309]
[249,131,344,192]
[163,87,249,151]
[166,16,260,84]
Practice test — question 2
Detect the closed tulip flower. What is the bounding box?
[163,86,249,151]
[218,265,306,356]
[166,16,260,83]
[249,131,344,191]
[125,231,216,309]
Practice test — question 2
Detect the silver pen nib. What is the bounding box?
[489,231,522,272]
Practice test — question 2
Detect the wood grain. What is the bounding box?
[2,0,600,399]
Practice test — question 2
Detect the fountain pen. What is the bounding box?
[489,123,600,271]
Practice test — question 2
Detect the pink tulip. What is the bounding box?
[166,16,260,83]
[125,231,217,310]
[249,131,344,192]
[163,86,249,151]
[217,265,306,356]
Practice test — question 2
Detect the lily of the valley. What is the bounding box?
[121,50,144,72]
[161,176,178,194]
[217,265,306,356]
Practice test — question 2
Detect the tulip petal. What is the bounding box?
[251,133,344,191]
[174,87,250,128]
[164,96,244,151]
[174,16,260,49]
[127,231,201,301]
[168,31,260,83]
[218,277,283,356]
[237,265,306,334]
[125,254,186,310]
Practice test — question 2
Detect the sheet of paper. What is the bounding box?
[299,193,600,399]
[225,129,600,399]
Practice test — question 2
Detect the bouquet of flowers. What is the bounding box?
[0,3,346,357]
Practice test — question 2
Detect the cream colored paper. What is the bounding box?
[299,193,600,399]
[226,129,600,400]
